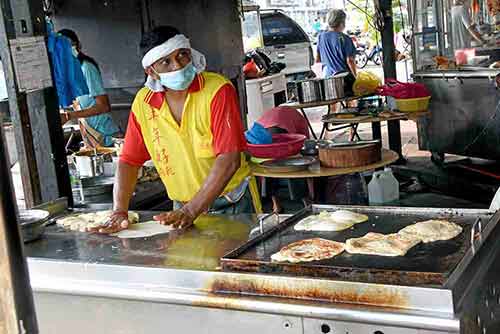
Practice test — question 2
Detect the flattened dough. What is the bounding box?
[111,221,174,239]
[294,210,368,232]
[345,232,421,257]
[399,220,463,243]
[271,238,345,263]
[330,210,369,224]
[56,210,139,232]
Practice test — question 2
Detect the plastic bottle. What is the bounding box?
[368,167,399,205]
[489,186,500,211]
[67,156,84,203]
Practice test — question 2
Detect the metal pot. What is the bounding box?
[321,72,348,100]
[296,79,322,103]
[73,152,105,178]
[19,209,50,243]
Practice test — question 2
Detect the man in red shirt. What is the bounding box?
[96,26,259,234]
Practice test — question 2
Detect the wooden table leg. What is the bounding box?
[388,120,405,163]
[372,121,382,140]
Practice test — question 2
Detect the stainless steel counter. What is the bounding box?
[25,211,500,333]
[25,213,256,271]
[414,71,500,161]
[413,68,500,78]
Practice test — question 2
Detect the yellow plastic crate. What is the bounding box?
[395,96,431,113]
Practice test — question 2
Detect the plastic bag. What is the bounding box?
[352,71,382,96]
[377,79,430,99]
[311,62,324,78]
[245,122,272,145]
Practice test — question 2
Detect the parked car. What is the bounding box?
[260,10,314,80]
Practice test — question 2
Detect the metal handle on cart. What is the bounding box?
[259,212,280,234]
[470,217,483,254]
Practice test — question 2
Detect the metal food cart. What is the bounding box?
[25,203,500,333]
[409,0,500,162]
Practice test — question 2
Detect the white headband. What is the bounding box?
[142,34,207,92]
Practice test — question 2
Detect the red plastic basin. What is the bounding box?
[246,134,306,159]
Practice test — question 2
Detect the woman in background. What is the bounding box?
[58,29,120,148]
[316,9,357,81]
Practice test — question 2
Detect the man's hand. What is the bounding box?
[60,112,70,126]
[153,207,196,229]
[88,211,130,234]
[72,99,81,111]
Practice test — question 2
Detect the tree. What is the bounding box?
[344,0,409,45]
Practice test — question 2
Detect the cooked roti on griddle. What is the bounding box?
[345,232,421,257]
[398,220,463,243]
[271,238,345,263]
[56,210,139,232]
[294,210,369,232]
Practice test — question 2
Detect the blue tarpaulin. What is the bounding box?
[46,21,88,107]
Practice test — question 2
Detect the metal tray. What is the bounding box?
[260,156,317,173]
[221,205,498,287]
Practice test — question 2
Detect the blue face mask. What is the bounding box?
[155,62,197,91]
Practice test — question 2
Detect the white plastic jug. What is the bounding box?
[489,186,500,211]
[368,167,400,205]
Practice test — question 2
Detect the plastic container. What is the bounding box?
[246,134,306,159]
[395,96,431,113]
[368,167,399,205]
[67,156,84,203]
[489,186,500,211]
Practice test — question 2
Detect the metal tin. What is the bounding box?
[321,72,348,100]
[72,147,115,178]
[74,154,104,178]
[19,209,50,243]
[296,79,322,103]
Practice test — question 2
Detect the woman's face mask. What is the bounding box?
[153,62,197,91]
[71,46,79,57]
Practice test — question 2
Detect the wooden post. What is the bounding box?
[0,122,39,333]
[0,0,72,207]
[378,0,404,163]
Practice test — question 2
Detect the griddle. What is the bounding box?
[222,205,498,287]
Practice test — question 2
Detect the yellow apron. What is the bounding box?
[132,72,261,212]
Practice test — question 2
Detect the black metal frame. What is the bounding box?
[221,205,493,287]
[0,119,39,332]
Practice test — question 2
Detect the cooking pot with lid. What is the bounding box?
[296,79,322,103]
[321,72,348,100]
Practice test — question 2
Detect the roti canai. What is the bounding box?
[111,221,174,239]
[345,232,421,257]
[271,238,345,263]
[398,220,463,243]
[294,210,369,232]
[56,210,139,232]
